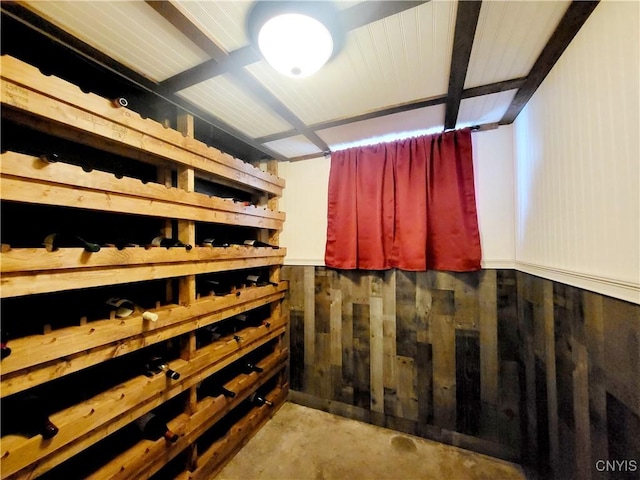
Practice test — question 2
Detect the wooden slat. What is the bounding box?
[177,386,289,480]
[369,295,384,414]
[0,56,284,195]
[353,301,371,410]
[0,179,280,235]
[329,272,343,400]
[552,282,577,479]
[603,297,640,417]
[340,271,355,405]
[0,152,284,228]
[455,330,481,434]
[382,270,397,416]
[519,275,538,465]
[583,292,608,480]
[396,355,418,421]
[542,279,560,476]
[431,272,457,431]
[86,350,288,480]
[479,270,498,415]
[303,266,316,378]
[1,286,287,396]
[1,244,285,274]
[1,253,285,298]
[1,315,288,478]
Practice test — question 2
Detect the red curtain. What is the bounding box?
[325,128,481,271]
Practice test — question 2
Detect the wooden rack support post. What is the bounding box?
[177,111,198,472]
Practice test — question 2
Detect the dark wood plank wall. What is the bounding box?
[282,266,640,479]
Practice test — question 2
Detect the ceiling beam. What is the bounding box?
[160,1,430,94]
[153,1,430,154]
[145,1,228,62]
[444,0,482,130]
[461,77,526,99]
[228,69,331,153]
[255,76,524,145]
[149,0,333,153]
[158,46,256,94]
[500,0,599,125]
[341,1,430,31]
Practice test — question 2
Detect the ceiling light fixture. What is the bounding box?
[247,1,343,79]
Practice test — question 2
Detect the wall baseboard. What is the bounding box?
[514,261,640,305]
[282,258,640,305]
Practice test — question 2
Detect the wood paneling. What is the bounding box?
[286,266,519,461]
[286,266,640,477]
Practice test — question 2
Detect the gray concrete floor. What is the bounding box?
[217,402,528,480]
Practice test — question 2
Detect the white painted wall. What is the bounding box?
[473,125,515,268]
[278,155,331,265]
[513,0,639,303]
[279,127,516,268]
[278,2,639,304]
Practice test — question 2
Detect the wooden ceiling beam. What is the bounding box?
[444,0,482,130]
[148,1,432,155]
[157,46,256,95]
[160,1,430,94]
[149,0,428,154]
[228,70,331,153]
[341,1,430,31]
[255,77,524,145]
[147,1,331,152]
[500,0,599,125]
[145,1,227,62]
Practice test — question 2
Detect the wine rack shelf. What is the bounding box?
[1,284,288,397]
[0,54,289,479]
[0,152,285,230]
[88,353,288,480]
[1,245,285,297]
[0,55,284,197]
[178,385,289,480]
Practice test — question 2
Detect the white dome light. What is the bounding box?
[258,13,334,78]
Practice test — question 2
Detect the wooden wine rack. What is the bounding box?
[0,54,289,479]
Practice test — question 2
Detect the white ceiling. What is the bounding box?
[18,0,585,161]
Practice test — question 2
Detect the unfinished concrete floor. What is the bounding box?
[217,402,527,480]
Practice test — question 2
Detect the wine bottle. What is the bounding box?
[248,392,273,407]
[148,235,192,251]
[243,239,280,249]
[1,330,11,360]
[196,324,222,349]
[43,233,101,253]
[245,273,278,287]
[135,412,178,442]
[39,153,60,163]
[201,238,229,248]
[145,356,180,380]
[112,97,128,108]
[242,362,263,374]
[202,277,240,297]
[105,297,158,322]
[105,297,135,318]
[103,239,139,250]
[6,394,60,439]
[198,380,236,399]
[233,313,249,323]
